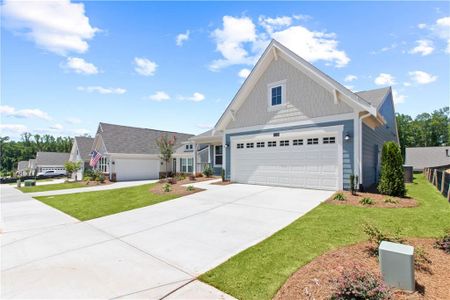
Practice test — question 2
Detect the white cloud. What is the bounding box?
[209,15,350,70]
[50,123,63,130]
[72,128,91,136]
[392,89,406,105]
[408,71,437,84]
[409,40,434,56]
[0,124,28,135]
[344,74,357,82]
[148,91,170,102]
[134,57,157,76]
[417,23,427,29]
[178,92,205,102]
[77,86,126,94]
[403,82,411,87]
[63,57,98,74]
[238,68,251,79]
[66,117,81,124]
[176,30,190,46]
[0,105,51,120]
[435,17,450,53]
[209,16,257,71]
[374,73,396,85]
[1,0,98,55]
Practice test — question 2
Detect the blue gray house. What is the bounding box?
[190,40,398,191]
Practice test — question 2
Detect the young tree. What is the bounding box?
[377,141,406,197]
[64,161,82,181]
[156,134,176,178]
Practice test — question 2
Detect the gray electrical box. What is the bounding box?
[379,241,415,291]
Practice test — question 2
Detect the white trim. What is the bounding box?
[267,80,287,111]
[225,113,354,135]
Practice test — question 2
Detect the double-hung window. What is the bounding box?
[268,80,286,110]
[214,145,223,166]
[271,86,282,106]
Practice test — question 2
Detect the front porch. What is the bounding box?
[190,129,224,176]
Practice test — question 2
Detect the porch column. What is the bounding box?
[193,142,197,174]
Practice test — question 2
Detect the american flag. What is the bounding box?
[89,150,102,167]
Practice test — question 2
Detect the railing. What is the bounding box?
[424,166,450,201]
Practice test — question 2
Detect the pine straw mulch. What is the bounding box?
[274,238,450,300]
[326,190,418,208]
[149,177,216,196]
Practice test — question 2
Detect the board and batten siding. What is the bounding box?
[361,92,398,189]
[226,56,353,130]
[225,119,354,189]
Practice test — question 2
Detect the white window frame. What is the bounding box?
[214,145,223,167]
[267,80,287,111]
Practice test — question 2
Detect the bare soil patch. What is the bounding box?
[274,238,450,300]
[326,190,418,208]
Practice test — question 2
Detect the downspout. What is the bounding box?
[359,112,372,188]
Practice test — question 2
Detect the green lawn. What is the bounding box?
[200,174,450,300]
[35,183,178,220]
[18,182,87,193]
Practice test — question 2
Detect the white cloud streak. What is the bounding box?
[408,71,437,84]
[0,105,51,120]
[409,40,434,56]
[77,86,126,94]
[148,91,170,102]
[238,68,251,79]
[134,57,157,76]
[344,75,357,82]
[176,30,190,46]
[374,73,396,85]
[63,57,98,74]
[178,92,205,102]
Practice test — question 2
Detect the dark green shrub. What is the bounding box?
[434,231,450,254]
[333,192,346,201]
[360,197,374,205]
[377,141,406,197]
[331,266,391,300]
[186,185,194,191]
[203,165,213,177]
[363,223,404,255]
[162,183,171,192]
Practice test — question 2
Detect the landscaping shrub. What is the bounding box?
[186,185,194,191]
[203,165,213,177]
[384,197,399,204]
[414,246,432,272]
[97,172,105,183]
[333,192,346,201]
[360,197,374,205]
[363,223,404,255]
[378,141,406,197]
[162,183,172,192]
[350,174,359,195]
[331,266,391,300]
[434,231,450,254]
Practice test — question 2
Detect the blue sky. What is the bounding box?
[1,1,449,139]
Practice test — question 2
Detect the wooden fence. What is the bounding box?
[424,166,450,201]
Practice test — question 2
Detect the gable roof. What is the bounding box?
[405,146,450,170]
[74,136,95,161]
[96,122,194,155]
[36,152,70,166]
[214,39,379,131]
[17,161,28,171]
[356,87,391,108]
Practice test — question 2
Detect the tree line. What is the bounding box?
[396,106,449,159]
[0,133,73,175]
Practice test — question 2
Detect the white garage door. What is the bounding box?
[231,132,341,190]
[115,158,160,181]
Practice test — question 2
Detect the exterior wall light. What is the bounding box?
[344,133,351,141]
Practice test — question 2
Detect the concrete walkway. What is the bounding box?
[1,181,332,299]
[26,179,158,197]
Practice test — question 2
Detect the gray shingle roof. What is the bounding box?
[97,122,194,155]
[356,87,390,108]
[405,146,450,170]
[74,136,94,161]
[17,161,28,171]
[36,152,70,166]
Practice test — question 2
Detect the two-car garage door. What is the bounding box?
[230,130,342,190]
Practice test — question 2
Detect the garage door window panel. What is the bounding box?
[246,143,254,148]
[307,138,319,145]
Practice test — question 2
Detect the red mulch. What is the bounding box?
[274,239,450,300]
[326,191,418,208]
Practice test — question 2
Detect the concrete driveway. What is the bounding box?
[1,181,332,299]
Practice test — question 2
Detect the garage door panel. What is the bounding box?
[115,159,160,181]
[231,133,340,191]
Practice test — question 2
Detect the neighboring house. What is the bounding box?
[35,152,70,174]
[68,136,95,180]
[91,122,193,181]
[405,146,450,171]
[16,161,29,176]
[190,40,399,191]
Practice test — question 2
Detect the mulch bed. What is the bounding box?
[80,180,112,186]
[274,239,450,300]
[149,177,213,196]
[326,191,418,208]
[211,180,232,186]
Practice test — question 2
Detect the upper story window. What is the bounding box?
[185,144,193,150]
[271,86,282,106]
[267,80,286,110]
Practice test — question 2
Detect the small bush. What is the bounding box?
[350,174,359,195]
[378,141,405,197]
[434,231,450,254]
[203,165,213,177]
[162,183,172,192]
[97,173,105,183]
[360,197,374,205]
[415,247,432,272]
[363,223,404,255]
[333,192,346,201]
[384,197,399,204]
[186,185,194,191]
[331,266,391,300]
[83,176,91,182]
